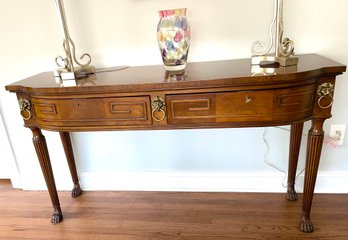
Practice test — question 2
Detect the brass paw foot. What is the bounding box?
[286,186,298,201]
[300,215,314,233]
[51,207,63,224]
[72,183,82,198]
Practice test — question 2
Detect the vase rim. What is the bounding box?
[158,8,187,18]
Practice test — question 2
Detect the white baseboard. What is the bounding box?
[314,171,348,193]
[80,171,286,192]
[23,171,348,193]
[76,171,348,193]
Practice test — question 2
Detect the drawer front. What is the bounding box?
[167,84,315,124]
[32,96,152,127]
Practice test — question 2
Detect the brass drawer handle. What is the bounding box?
[18,98,32,120]
[151,96,166,122]
[318,96,333,109]
[245,96,253,103]
[317,83,334,109]
[152,108,166,122]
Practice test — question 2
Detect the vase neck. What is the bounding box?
[159,8,187,18]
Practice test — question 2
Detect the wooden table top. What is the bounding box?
[6,54,346,94]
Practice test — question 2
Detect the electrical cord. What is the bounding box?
[262,127,305,188]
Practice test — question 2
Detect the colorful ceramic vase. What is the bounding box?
[157,8,190,71]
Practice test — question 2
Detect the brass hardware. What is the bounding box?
[317,83,334,109]
[245,96,253,103]
[151,96,166,122]
[18,98,32,120]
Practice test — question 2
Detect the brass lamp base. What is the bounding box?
[252,55,299,67]
[251,64,298,76]
[54,66,95,86]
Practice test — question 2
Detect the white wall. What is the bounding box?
[1,0,348,192]
[0,107,20,186]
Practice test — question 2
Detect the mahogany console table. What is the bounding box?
[5,54,346,232]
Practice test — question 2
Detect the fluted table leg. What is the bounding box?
[30,127,63,223]
[59,132,82,197]
[287,122,304,201]
[300,119,325,233]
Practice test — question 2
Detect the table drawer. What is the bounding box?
[166,84,315,124]
[32,96,152,127]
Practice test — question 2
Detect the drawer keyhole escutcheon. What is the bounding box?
[317,83,334,109]
[245,96,253,103]
[18,98,32,120]
[151,96,166,122]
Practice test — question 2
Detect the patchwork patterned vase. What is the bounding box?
[157,8,190,71]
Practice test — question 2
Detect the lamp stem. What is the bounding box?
[53,0,94,83]
[251,0,297,67]
[54,0,74,72]
[275,0,281,58]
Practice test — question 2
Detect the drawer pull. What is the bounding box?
[18,98,32,120]
[318,96,333,109]
[151,96,166,122]
[245,96,253,103]
[317,83,334,109]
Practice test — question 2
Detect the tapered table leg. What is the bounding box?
[300,119,325,233]
[59,132,82,197]
[30,127,63,223]
[287,123,304,201]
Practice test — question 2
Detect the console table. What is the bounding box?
[5,54,346,232]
